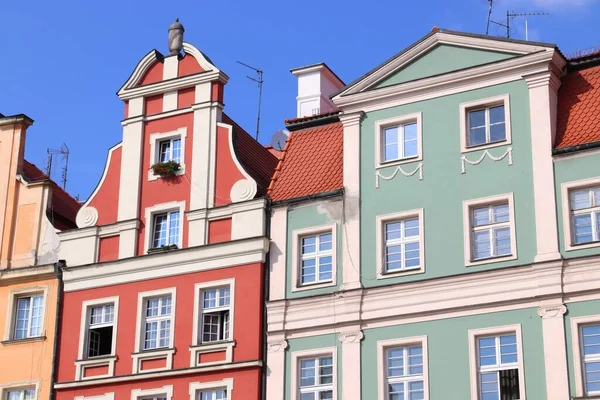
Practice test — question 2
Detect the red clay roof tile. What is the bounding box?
[268,121,343,202]
[556,64,600,149]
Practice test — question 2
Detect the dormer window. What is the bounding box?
[158,138,181,163]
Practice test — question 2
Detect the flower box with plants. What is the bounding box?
[147,244,179,254]
[151,160,181,177]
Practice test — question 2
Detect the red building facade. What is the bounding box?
[54,30,277,400]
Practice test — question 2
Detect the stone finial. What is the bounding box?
[168,18,185,55]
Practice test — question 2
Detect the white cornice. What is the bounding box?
[62,236,269,291]
[0,264,56,283]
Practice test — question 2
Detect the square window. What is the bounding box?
[148,128,187,181]
[12,294,44,340]
[460,95,511,153]
[158,138,181,164]
[375,113,423,168]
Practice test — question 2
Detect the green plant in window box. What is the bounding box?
[147,244,179,254]
[151,160,181,177]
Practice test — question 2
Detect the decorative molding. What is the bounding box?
[267,340,288,353]
[76,207,99,228]
[188,378,233,400]
[338,111,364,127]
[338,330,364,344]
[461,147,513,174]
[537,304,567,319]
[375,163,423,188]
[230,179,255,203]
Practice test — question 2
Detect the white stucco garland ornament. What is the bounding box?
[461,147,513,174]
[375,162,423,188]
[76,206,99,228]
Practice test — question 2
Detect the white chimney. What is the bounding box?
[291,63,345,118]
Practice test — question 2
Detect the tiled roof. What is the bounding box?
[556,64,600,149]
[222,113,279,196]
[268,121,343,202]
[21,160,81,229]
[284,110,340,126]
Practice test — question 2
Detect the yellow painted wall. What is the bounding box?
[0,275,58,400]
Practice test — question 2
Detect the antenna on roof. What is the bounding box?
[237,61,264,141]
[490,9,548,39]
[46,143,70,190]
[270,129,289,151]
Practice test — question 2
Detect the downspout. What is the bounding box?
[261,199,272,400]
[49,260,65,400]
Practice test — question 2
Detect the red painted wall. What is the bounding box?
[137,113,194,255]
[56,368,260,400]
[178,54,203,77]
[124,101,129,119]
[56,263,263,382]
[208,218,232,244]
[145,94,163,116]
[88,146,122,226]
[211,82,224,103]
[178,87,195,109]
[139,61,164,86]
[98,236,119,262]
[214,125,245,206]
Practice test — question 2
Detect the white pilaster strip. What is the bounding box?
[524,71,562,263]
[265,338,287,400]
[537,304,569,400]
[163,91,178,112]
[339,112,364,290]
[163,55,179,80]
[189,82,213,211]
[269,206,288,301]
[338,329,363,400]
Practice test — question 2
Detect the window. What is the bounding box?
[5,389,35,400]
[131,386,173,400]
[300,233,333,285]
[476,334,520,400]
[569,186,600,245]
[375,113,423,168]
[291,225,337,292]
[383,218,420,273]
[470,203,511,260]
[581,324,600,395]
[201,287,230,343]
[143,295,172,350]
[463,194,516,266]
[299,356,333,400]
[469,326,524,400]
[383,122,418,162]
[459,95,511,153]
[197,390,227,400]
[86,304,114,357]
[189,379,233,400]
[152,211,180,249]
[385,345,424,400]
[13,294,43,340]
[467,105,506,147]
[158,138,181,163]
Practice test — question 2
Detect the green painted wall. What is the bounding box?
[285,201,343,299]
[285,334,342,399]
[565,299,600,396]
[361,308,546,399]
[373,45,516,88]
[360,80,536,288]
[554,152,600,258]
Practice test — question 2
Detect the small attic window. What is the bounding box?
[148,128,187,181]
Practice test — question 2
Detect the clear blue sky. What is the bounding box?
[1,0,598,200]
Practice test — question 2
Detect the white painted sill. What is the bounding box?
[462,139,510,154]
[465,253,517,267]
[376,155,422,169]
[377,267,424,279]
[292,280,336,292]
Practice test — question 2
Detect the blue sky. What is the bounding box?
[1,0,598,200]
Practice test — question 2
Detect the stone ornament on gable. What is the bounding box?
[537,304,567,319]
[168,18,184,55]
[76,206,99,228]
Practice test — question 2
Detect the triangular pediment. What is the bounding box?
[333,29,557,99]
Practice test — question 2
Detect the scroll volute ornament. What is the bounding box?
[168,18,184,55]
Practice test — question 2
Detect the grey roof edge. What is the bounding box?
[290,62,346,86]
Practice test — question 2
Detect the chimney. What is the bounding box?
[291,63,345,118]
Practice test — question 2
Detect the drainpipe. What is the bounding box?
[49,260,65,400]
[261,200,272,400]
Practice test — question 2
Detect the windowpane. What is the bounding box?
[492,204,509,223]
[489,106,506,143]
[153,214,168,248]
[15,297,31,339]
[30,295,43,336]
[572,189,592,210]
[489,106,505,124]
[473,230,491,259]
[403,123,418,158]
[574,214,593,244]
[302,236,316,254]
[404,218,419,237]
[479,337,497,366]
[385,222,402,241]
[468,109,486,146]
[172,138,181,163]
[473,207,491,227]
[168,211,180,245]
[583,325,600,356]
[494,227,511,256]
[586,361,600,393]
[159,140,171,163]
[319,234,332,251]
[384,127,399,161]
[480,372,499,400]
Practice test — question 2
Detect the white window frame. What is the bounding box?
[570,314,600,397]
[0,381,39,400]
[462,193,517,267]
[132,288,177,374]
[375,112,423,168]
[148,127,187,181]
[143,201,186,253]
[468,324,526,400]
[459,94,511,153]
[561,177,600,251]
[376,209,425,279]
[131,385,173,400]
[376,336,429,400]
[291,224,337,292]
[190,279,236,367]
[290,347,337,400]
[3,286,48,342]
[75,296,119,381]
[189,378,233,400]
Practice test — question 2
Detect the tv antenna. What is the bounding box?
[46,143,70,190]
[489,8,548,39]
[237,61,264,141]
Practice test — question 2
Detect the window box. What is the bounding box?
[150,161,181,178]
[147,244,179,254]
[459,94,511,153]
